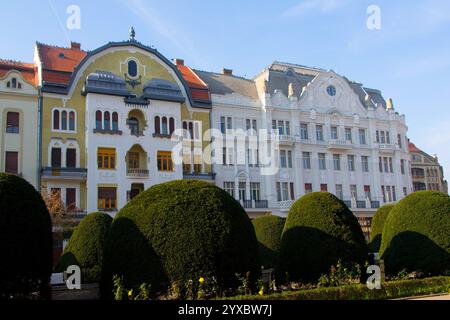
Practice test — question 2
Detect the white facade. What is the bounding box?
[85,92,183,214]
[206,63,412,226]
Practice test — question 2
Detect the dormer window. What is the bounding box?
[128,60,138,78]
[6,77,21,89]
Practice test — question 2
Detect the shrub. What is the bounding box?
[279,192,367,282]
[380,191,450,276]
[252,215,285,269]
[368,204,395,252]
[102,180,260,298]
[0,173,53,299]
[56,212,112,283]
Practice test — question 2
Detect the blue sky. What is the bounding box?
[1,0,449,180]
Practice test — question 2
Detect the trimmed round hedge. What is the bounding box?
[252,215,285,269]
[368,204,395,252]
[57,212,112,283]
[0,173,53,298]
[380,191,450,276]
[102,180,259,297]
[279,192,367,282]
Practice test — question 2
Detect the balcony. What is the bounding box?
[277,134,295,145]
[379,143,397,153]
[126,168,149,178]
[41,167,87,181]
[328,139,353,150]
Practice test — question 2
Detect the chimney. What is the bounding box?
[173,58,184,66]
[222,68,233,76]
[71,42,81,50]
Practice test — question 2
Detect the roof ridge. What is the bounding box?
[36,41,87,52]
[0,59,34,68]
[194,68,254,82]
[271,61,327,73]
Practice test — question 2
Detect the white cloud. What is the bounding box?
[280,0,350,18]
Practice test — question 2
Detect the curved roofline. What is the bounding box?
[41,40,210,109]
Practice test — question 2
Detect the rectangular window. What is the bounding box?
[364,185,371,200]
[330,126,338,140]
[278,121,284,135]
[386,186,392,202]
[392,186,396,201]
[238,182,246,201]
[223,182,235,198]
[316,125,324,141]
[397,134,402,149]
[250,182,260,201]
[276,182,282,201]
[51,148,62,168]
[403,187,407,197]
[6,112,19,133]
[128,152,139,169]
[272,120,277,133]
[66,149,76,168]
[320,184,328,192]
[386,131,390,144]
[290,183,295,200]
[401,159,405,175]
[345,128,352,142]
[300,123,308,140]
[350,184,357,199]
[220,117,226,134]
[5,151,18,174]
[287,150,293,168]
[318,153,326,170]
[304,183,313,194]
[361,156,369,172]
[227,117,232,130]
[383,157,389,173]
[285,121,290,135]
[333,154,341,171]
[389,157,394,173]
[380,131,386,144]
[97,148,116,170]
[376,130,380,143]
[379,157,383,173]
[157,151,173,172]
[347,155,355,171]
[66,188,76,211]
[282,182,289,201]
[303,152,311,169]
[280,150,287,168]
[98,187,117,210]
[359,129,366,145]
[335,184,343,200]
[381,186,386,202]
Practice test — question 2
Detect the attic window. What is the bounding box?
[6,77,21,89]
[327,85,336,96]
[59,52,65,58]
[128,60,138,78]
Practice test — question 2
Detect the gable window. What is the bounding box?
[61,111,67,130]
[51,148,62,167]
[97,148,116,170]
[104,112,110,130]
[5,151,18,174]
[6,112,19,133]
[128,60,138,78]
[112,112,119,131]
[95,111,102,129]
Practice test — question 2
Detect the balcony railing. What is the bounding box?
[277,134,295,144]
[278,200,294,210]
[240,200,269,209]
[126,168,149,177]
[343,199,380,209]
[328,139,353,149]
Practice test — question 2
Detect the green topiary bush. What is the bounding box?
[56,212,113,283]
[102,180,260,298]
[279,192,367,282]
[0,173,53,299]
[368,204,395,252]
[380,191,450,276]
[252,215,285,269]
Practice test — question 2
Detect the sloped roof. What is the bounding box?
[409,141,421,153]
[194,70,259,101]
[175,64,211,105]
[0,59,37,85]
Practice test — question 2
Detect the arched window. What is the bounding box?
[182,121,188,139]
[128,60,138,77]
[11,78,17,89]
[162,117,168,135]
[104,111,110,130]
[112,112,119,131]
[61,111,67,130]
[95,111,102,129]
[128,117,139,136]
[53,110,60,130]
[154,116,160,134]
[169,117,175,135]
[69,111,75,131]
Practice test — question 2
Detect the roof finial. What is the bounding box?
[129,26,136,41]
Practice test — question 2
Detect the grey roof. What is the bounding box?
[194,70,259,101]
[84,70,130,96]
[142,78,185,103]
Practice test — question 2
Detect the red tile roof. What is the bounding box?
[175,63,211,103]
[36,42,87,85]
[0,59,37,85]
[408,141,421,153]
